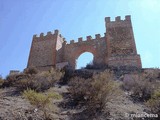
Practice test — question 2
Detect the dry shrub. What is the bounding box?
[3,68,64,92]
[5,74,17,87]
[146,89,160,116]
[23,89,62,119]
[61,66,75,84]
[24,67,38,75]
[85,62,108,70]
[87,70,121,111]
[0,76,4,88]
[144,68,160,81]
[68,77,92,105]
[122,72,159,101]
[3,73,31,88]
[61,66,93,84]
[89,71,121,109]
[15,77,35,91]
[69,70,121,112]
[16,68,64,92]
[3,73,24,87]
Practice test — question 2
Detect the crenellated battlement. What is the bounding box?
[28,15,142,70]
[67,33,105,45]
[78,37,83,42]
[105,15,131,23]
[95,34,101,39]
[33,29,63,40]
[70,40,74,44]
[87,36,92,41]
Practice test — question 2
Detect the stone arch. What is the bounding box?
[27,15,142,70]
[76,52,94,69]
[69,45,98,69]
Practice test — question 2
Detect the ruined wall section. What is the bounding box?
[27,30,60,69]
[64,34,107,68]
[105,15,142,68]
[56,33,65,63]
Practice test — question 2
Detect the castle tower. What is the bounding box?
[105,15,142,68]
[27,30,65,70]
[27,15,142,70]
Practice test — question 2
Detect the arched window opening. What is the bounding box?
[76,52,94,69]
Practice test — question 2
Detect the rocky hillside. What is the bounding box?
[0,67,160,120]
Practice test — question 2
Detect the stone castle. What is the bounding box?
[27,15,142,70]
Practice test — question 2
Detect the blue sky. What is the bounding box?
[0,0,160,77]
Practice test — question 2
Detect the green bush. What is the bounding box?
[146,89,160,116]
[23,89,62,119]
[69,70,121,112]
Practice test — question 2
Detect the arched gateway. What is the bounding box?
[27,15,142,70]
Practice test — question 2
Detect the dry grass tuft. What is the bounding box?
[23,89,62,119]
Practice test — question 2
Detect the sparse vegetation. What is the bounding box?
[1,67,160,120]
[24,67,38,75]
[144,68,160,81]
[0,76,4,88]
[68,77,92,105]
[146,89,160,116]
[2,68,64,92]
[2,67,39,88]
[4,74,19,87]
[69,70,121,113]
[122,72,159,101]
[16,68,64,92]
[61,66,93,84]
[85,62,108,70]
[88,70,121,111]
[23,89,62,119]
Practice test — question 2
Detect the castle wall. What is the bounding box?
[27,30,59,68]
[105,15,142,68]
[56,34,65,63]
[64,34,107,68]
[27,15,142,70]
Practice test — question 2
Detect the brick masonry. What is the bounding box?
[27,15,142,70]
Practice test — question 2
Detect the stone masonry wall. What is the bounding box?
[64,34,107,68]
[27,15,142,70]
[27,30,63,68]
[105,15,142,68]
